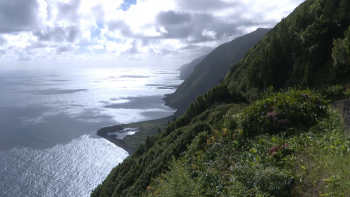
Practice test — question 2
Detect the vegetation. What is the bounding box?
[92,0,350,196]
[240,88,328,137]
[122,117,172,150]
[93,89,350,196]
[96,116,172,151]
[147,98,348,196]
[92,86,245,197]
[164,28,270,116]
[223,0,350,92]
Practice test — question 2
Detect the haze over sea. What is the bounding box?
[0,65,182,197]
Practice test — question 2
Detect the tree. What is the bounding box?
[332,26,350,80]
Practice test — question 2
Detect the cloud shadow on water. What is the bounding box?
[119,75,149,78]
[0,105,119,151]
[103,95,171,110]
[18,88,88,95]
[140,110,175,120]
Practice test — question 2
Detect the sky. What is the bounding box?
[0,0,304,68]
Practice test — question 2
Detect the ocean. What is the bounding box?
[0,66,182,197]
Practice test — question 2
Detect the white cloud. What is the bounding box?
[0,0,305,65]
[202,29,217,40]
[159,27,168,34]
[106,40,133,54]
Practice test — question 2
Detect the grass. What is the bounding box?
[145,90,350,196]
[122,116,173,150]
[294,148,350,196]
[293,118,350,196]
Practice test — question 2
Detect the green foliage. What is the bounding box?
[293,116,350,196]
[93,0,350,196]
[91,90,245,197]
[93,86,349,197]
[146,104,347,196]
[223,0,350,92]
[319,85,350,101]
[146,158,201,197]
[323,85,345,97]
[174,85,244,130]
[102,116,172,151]
[332,26,350,80]
[241,88,328,137]
[241,87,259,104]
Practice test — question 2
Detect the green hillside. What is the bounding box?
[223,0,350,93]
[146,89,349,196]
[164,28,270,116]
[92,0,350,196]
[178,55,207,80]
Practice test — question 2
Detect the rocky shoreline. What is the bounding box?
[97,125,135,156]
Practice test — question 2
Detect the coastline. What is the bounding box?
[97,81,181,156]
[97,125,135,156]
[97,116,174,156]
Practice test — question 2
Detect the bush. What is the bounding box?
[240,88,329,137]
[320,85,350,100]
[146,158,201,197]
[144,94,348,197]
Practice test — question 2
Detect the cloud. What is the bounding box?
[0,49,5,59]
[0,0,48,33]
[56,0,81,23]
[107,20,133,37]
[0,37,6,46]
[18,54,31,61]
[175,0,238,11]
[56,45,74,54]
[156,11,191,26]
[33,26,79,43]
[202,29,217,40]
[0,0,305,64]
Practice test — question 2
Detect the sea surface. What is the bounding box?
[0,66,182,197]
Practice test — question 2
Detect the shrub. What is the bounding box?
[321,85,346,99]
[240,88,329,137]
[146,158,201,197]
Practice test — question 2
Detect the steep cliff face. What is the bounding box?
[178,55,206,80]
[164,28,270,116]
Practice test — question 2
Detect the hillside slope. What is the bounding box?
[92,0,350,196]
[164,28,270,116]
[223,0,350,92]
[92,86,246,197]
[178,55,207,80]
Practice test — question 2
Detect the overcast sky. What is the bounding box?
[0,0,304,68]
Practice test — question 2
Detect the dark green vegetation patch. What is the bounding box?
[224,0,350,92]
[92,0,350,196]
[241,89,328,137]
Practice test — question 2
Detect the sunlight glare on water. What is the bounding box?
[0,66,182,197]
[0,135,128,197]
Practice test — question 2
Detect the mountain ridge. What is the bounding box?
[164,28,270,116]
[178,55,206,80]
